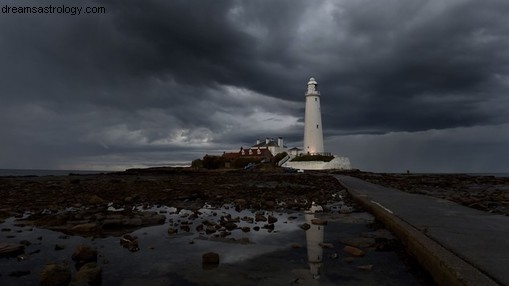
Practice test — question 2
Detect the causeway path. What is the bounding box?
[334,175,509,286]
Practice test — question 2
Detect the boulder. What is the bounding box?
[39,263,71,286]
[267,215,278,224]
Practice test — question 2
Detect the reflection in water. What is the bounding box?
[305,204,324,278]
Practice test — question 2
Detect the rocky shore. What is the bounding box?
[338,170,509,216]
[0,168,437,285]
[0,168,351,236]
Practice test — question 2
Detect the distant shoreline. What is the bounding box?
[0,168,508,178]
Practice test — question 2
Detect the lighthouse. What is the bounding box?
[303,77,325,155]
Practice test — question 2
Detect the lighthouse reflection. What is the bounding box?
[305,204,325,278]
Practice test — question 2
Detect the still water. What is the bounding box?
[0,204,431,286]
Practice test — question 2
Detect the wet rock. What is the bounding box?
[180,223,191,232]
[253,226,260,231]
[0,243,24,257]
[120,234,139,252]
[291,243,302,249]
[224,222,238,231]
[255,214,267,222]
[167,227,178,235]
[39,263,71,286]
[311,218,327,225]
[88,195,105,205]
[319,242,334,249]
[241,227,251,232]
[202,252,220,265]
[124,196,133,203]
[268,215,278,224]
[299,223,311,230]
[343,246,365,257]
[205,225,216,234]
[262,223,275,230]
[357,264,373,271]
[264,200,276,209]
[55,244,65,251]
[75,262,102,286]
[71,223,98,233]
[72,244,98,263]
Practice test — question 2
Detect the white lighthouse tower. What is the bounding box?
[303,77,325,155]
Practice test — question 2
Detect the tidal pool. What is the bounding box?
[0,204,433,285]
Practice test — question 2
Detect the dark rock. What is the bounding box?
[268,215,278,224]
[75,262,102,286]
[224,222,238,231]
[311,218,327,225]
[9,270,30,277]
[343,245,365,257]
[88,195,105,205]
[71,223,98,233]
[300,223,311,230]
[319,242,334,249]
[120,234,139,252]
[255,214,267,222]
[55,244,65,251]
[167,227,178,235]
[202,252,220,264]
[0,243,24,257]
[72,244,98,263]
[39,263,71,286]
[253,226,260,231]
[241,227,251,232]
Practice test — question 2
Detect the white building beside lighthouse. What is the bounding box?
[303,77,325,155]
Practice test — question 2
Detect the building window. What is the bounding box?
[315,98,317,101]
[317,124,319,128]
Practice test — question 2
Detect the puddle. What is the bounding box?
[0,203,432,285]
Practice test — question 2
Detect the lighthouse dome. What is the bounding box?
[308,77,317,85]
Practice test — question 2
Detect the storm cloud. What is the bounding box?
[0,0,508,172]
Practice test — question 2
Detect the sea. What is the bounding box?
[0,169,507,177]
[0,169,112,177]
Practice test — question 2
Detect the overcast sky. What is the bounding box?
[1,0,508,172]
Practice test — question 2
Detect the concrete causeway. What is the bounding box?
[334,175,509,286]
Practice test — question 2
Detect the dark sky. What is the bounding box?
[1,0,508,172]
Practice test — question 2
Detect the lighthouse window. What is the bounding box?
[315,98,317,101]
[317,124,319,128]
